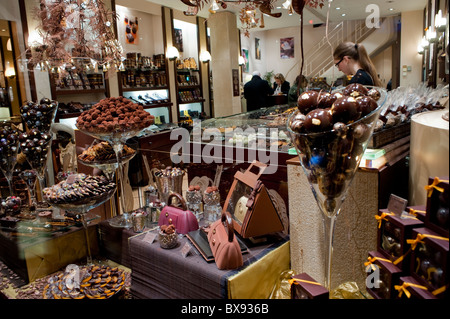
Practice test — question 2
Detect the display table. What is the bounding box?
[128,230,290,299]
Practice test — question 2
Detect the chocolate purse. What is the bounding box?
[223,161,283,238]
[158,193,199,234]
[208,212,243,270]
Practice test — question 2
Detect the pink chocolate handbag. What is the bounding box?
[158,193,199,234]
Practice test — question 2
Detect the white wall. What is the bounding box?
[241,23,339,85]
[400,10,424,87]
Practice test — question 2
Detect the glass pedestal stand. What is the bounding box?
[287,87,387,291]
[76,127,141,229]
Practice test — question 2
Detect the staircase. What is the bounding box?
[303,17,390,80]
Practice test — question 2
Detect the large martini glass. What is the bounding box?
[287,86,387,291]
[75,127,142,228]
[0,123,20,196]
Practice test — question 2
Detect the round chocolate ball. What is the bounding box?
[356,96,378,116]
[303,108,333,133]
[436,207,449,227]
[297,91,320,114]
[342,83,369,97]
[368,88,381,101]
[331,96,360,124]
[320,92,343,109]
[289,112,307,133]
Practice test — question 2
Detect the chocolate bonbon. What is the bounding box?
[43,173,116,205]
[20,98,58,132]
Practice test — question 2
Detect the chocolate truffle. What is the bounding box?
[297,91,320,114]
[331,96,360,124]
[356,96,378,116]
[304,108,333,133]
[342,83,369,97]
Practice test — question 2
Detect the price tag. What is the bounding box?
[142,231,157,244]
[181,242,193,258]
[387,194,408,216]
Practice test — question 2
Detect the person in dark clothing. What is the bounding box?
[273,73,290,95]
[333,42,382,87]
[244,71,273,111]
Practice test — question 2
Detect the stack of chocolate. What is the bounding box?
[20,98,58,132]
[76,96,154,133]
[78,141,135,162]
[366,176,449,299]
[43,173,116,205]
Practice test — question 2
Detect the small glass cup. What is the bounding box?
[186,185,203,220]
[203,186,221,223]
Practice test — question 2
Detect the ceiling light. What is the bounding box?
[336,7,340,10]
[389,8,394,11]
[341,13,346,17]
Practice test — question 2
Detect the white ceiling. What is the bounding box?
[145,0,427,30]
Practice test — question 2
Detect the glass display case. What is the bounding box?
[192,104,295,153]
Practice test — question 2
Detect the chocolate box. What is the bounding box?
[406,205,427,222]
[376,209,424,270]
[365,251,403,299]
[395,276,437,299]
[425,176,449,238]
[290,273,329,299]
[409,227,449,299]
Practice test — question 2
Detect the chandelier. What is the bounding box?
[22,0,124,77]
[180,0,326,35]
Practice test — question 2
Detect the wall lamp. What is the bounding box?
[167,46,180,61]
[199,50,211,63]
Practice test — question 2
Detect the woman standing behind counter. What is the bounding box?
[273,73,290,95]
[333,42,382,87]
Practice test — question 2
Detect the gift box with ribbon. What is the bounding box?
[375,209,424,270]
[289,273,329,299]
[408,227,449,299]
[365,251,403,299]
[394,276,437,299]
[406,205,427,222]
[425,176,449,238]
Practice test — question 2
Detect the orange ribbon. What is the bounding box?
[407,233,449,251]
[424,177,448,197]
[408,208,426,217]
[289,278,322,287]
[374,212,395,228]
[364,256,392,271]
[395,282,428,298]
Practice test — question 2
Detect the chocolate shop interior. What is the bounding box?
[0,0,448,302]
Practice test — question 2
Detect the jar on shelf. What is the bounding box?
[203,186,221,223]
[186,185,203,220]
[147,199,163,226]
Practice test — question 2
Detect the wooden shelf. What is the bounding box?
[122,86,169,92]
[54,88,106,96]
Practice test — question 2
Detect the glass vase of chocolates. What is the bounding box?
[287,83,387,290]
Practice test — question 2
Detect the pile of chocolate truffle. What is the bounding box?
[0,125,20,170]
[20,98,58,132]
[18,128,52,172]
[289,83,380,134]
[43,173,116,205]
[288,84,382,203]
[76,96,154,133]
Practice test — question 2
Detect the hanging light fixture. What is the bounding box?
[426,27,438,43]
[282,0,291,10]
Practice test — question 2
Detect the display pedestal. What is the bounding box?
[287,155,408,291]
[0,224,99,284]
